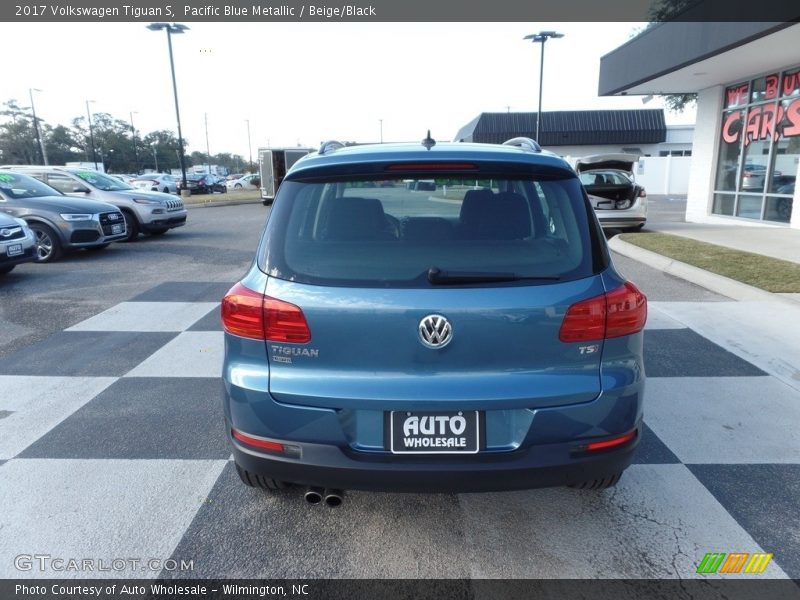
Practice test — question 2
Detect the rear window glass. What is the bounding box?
[579,171,632,186]
[261,176,596,287]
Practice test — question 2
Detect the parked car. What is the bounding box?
[0,211,37,274]
[110,174,138,186]
[1,166,186,242]
[177,174,227,195]
[226,173,244,181]
[0,171,126,262]
[221,136,647,503]
[226,173,260,190]
[575,154,647,231]
[132,173,178,194]
[740,163,783,191]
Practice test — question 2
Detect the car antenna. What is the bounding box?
[421,130,436,150]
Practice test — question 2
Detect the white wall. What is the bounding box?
[635,156,692,194]
[686,86,723,223]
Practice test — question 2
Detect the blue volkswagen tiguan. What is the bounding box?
[222,136,646,505]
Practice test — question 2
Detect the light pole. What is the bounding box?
[152,142,159,172]
[29,88,48,165]
[523,31,564,142]
[147,22,189,190]
[129,111,139,173]
[245,119,253,172]
[204,112,211,175]
[85,99,98,170]
[378,119,383,143]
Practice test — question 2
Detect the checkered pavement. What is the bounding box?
[1,281,798,580]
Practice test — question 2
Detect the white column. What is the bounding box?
[685,85,724,223]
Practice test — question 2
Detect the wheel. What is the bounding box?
[162,187,169,193]
[220,186,227,194]
[569,471,624,490]
[234,183,242,189]
[148,228,168,236]
[625,223,645,232]
[235,463,292,491]
[0,265,14,275]
[85,243,110,251]
[121,211,140,242]
[30,222,63,263]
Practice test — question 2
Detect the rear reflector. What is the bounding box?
[559,282,647,343]
[586,430,637,453]
[221,282,312,343]
[231,429,284,453]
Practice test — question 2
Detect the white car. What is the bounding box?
[0,212,37,274]
[132,174,178,194]
[575,154,647,231]
[226,173,259,190]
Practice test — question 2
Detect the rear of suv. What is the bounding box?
[222,137,647,500]
[2,166,187,241]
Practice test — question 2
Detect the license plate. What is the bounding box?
[389,410,480,454]
[7,243,23,256]
[111,224,123,234]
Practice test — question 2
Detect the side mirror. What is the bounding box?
[72,185,90,194]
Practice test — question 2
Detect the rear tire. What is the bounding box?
[30,222,63,263]
[625,223,645,232]
[569,471,624,490]
[235,463,292,491]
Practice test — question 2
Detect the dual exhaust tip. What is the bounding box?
[304,487,343,507]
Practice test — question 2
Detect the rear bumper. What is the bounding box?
[230,424,640,492]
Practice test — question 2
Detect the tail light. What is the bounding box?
[221,282,311,343]
[559,282,647,342]
[638,188,647,198]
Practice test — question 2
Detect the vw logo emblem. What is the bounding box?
[418,314,453,349]
[0,228,11,238]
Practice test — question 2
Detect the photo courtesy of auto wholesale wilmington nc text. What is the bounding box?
[12,582,312,598]
[13,3,378,19]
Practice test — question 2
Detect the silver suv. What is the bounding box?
[3,166,187,241]
[0,212,37,274]
[0,171,126,262]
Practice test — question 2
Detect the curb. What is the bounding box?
[608,235,799,306]
[185,198,264,209]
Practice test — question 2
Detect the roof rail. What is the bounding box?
[318,140,346,155]
[502,137,541,153]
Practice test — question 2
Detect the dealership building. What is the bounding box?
[599,22,800,228]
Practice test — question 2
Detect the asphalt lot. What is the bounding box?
[1,198,799,581]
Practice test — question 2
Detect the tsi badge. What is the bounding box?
[390,410,479,454]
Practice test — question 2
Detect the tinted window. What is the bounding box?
[0,172,64,199]
[261,175,595,287]
[67,170,133,191]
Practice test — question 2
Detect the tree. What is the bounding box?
[141,130,187,173]
[0,100,38,164]
[44,124,82,165]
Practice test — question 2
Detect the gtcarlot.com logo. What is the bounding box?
[696,552,773,574]
[14,554,194,573]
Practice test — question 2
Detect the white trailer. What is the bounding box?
[258,147,313,205]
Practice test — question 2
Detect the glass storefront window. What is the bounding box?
[764,196,793,223]
[713,65,800,223]
[715,110,743,192]
[712,194,735,216]
[735,195,763,219]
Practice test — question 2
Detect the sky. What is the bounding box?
[0,22,696,159]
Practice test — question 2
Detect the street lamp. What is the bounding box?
[85,99,98,170]
[129,111,139,173]
[29,88,48,165]
[378,119,383,143]
[204,112,211,175]
[523,30,564,142]
[245,119,253,172]
[152,142,159,172]
[147,22,189,190]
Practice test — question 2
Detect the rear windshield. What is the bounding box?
[579,171,632,186]
[260,176,598,287]
[68,170,133,191]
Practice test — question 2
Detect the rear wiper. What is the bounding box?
[427,267,560,285]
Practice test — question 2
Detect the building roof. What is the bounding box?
[455,110,667,146]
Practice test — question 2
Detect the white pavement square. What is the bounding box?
[458,464,788,578]
[124,332,224,378]
[644,305,687,330]
[0,376,117,460]
[0,458,227,578]
[66,302,219,333]
[644,377,800,464]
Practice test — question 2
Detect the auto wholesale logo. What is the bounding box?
[696,552,773,574]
